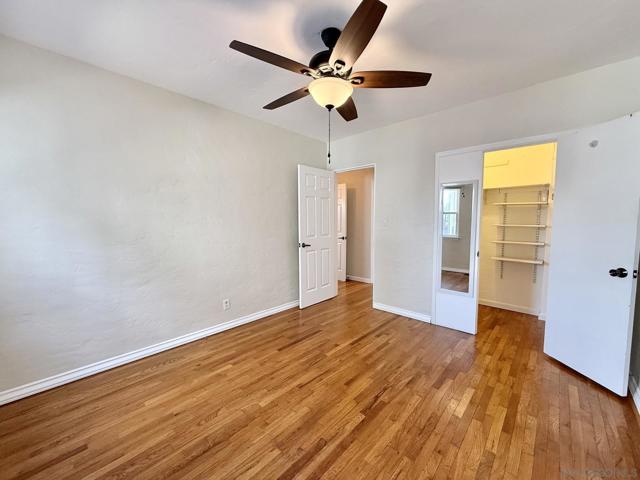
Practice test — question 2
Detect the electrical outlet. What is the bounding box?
[222,299,230,311]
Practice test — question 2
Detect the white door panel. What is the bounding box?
[544,113,640,395]
[337,183,347,282]
[298,165,337,308]
[433,151,484,334]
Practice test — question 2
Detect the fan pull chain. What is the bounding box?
[327,107,332,166]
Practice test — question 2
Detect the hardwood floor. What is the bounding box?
[441,271,469,293]
[1,281,639,479]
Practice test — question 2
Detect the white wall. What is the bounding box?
[336,168,374,281]
[331,56,640,316]
[0,36,325,392]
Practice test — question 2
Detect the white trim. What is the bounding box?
[0,300,299,406]
[332,163,375,173]
[479,298,540,317]
[630,375,640,414]
[437,132,564,158]
[373,302,431,323]
[442,267,469,274]
[347,275,372,283]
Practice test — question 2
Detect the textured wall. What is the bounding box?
[0,37,325,391]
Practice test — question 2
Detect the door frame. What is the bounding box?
[432,132,562,332]
[333,164,376,288]
[336,183,348,282]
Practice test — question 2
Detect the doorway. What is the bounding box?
[441,184,474,293]
[478,142,557,319]
[335,166,375,286]
[433,143,557,333]
[433,113,640,396]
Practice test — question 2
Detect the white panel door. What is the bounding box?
[337,183,347,282]
[433,151,484,334]
[545,113,640,395]
[298,165,337,308]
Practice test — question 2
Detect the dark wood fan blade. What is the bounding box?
[263,87,310,110]
[329,0,387,72]
[230,40,313,76]
[337,97,358,121]
[351,71,432,88]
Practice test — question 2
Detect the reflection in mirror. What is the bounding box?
[440,184,473,293]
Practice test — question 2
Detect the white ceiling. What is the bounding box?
[1,0,640,140]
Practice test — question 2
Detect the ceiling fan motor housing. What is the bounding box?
[309,50,332,71]
[321,27,341,49]
[309,28,346,74]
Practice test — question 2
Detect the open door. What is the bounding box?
[298,165,337,308]
[433,151,483,334]
[545,113,640,395]
[337,183,347,282]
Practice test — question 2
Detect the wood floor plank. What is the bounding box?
[1,281,639,479]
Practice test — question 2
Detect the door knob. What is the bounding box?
[609,267,628,278]
[299,242,311,248]
[338,236,347,240]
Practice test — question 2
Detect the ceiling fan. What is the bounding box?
[229,0,431,122]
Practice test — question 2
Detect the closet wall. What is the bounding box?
[478,143,556,317]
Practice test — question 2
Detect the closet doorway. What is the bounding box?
[335,166,375,286]
[433,113,640,395]
[478,142,557,319]
[432,142,556,334]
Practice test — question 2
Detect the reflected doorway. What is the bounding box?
[440,184,473,293]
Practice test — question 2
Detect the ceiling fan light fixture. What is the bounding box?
[308,77,353,109]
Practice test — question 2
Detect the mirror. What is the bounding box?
[440,183,473,293]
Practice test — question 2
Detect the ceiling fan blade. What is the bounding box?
[263,87,310,110]
[230,40,313,76]
[351,70,432,88]
[329,0,387,72]
[337,97,358,122]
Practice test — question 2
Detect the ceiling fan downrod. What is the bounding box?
[327,106,332,166]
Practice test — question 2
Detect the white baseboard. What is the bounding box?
[630,375,640,414]
[347,275,372,284]
[478,298,541,317]
[442,267,469,274]
[373,302,431,323]
[0,300,299,406]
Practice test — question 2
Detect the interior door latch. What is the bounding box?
[609,267,628,278]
